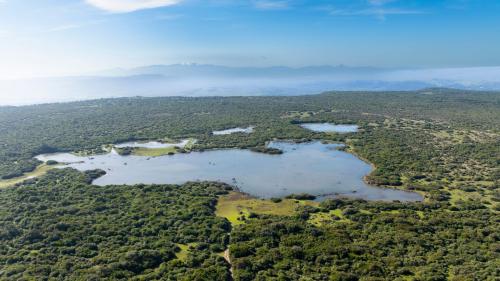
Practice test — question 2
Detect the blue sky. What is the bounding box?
[1,0,500,78]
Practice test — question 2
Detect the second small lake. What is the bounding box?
[300,123,359,133]
[36,141,422,202]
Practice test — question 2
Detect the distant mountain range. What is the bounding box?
[1,64,500,106]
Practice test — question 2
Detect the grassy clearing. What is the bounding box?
[0,164,56,188]
[308,209,350,226]
[215,192,317,225]
[128,138,196,157]
[446,187,491,208]
[175,243,198,261]
[131,146,177,157]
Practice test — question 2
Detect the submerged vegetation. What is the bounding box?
[0,89,498,279]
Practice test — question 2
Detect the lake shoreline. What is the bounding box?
[34,139,423,202]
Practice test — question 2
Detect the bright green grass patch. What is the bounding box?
[129,138,196,157]
[132,146,178,157]
[216,192,316,225]
[0,164,57,188]
[448,188,497,211]
[175,243,198,261]
[416,211,425,219]
[308,209,350,226]
[447,188,482,205]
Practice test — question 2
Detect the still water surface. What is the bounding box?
[36,141,422,201]
[300,123,359,133]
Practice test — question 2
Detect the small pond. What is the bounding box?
[213,127,254,135]
[300,123,359,133]
[36,141,422,202]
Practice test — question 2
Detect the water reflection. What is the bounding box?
[36,141,421,202]
[300,123,358,133]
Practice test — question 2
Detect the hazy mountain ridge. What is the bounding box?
[1,64,500,106]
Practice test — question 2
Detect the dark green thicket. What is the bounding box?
[0,169,232,280]
[230,200,499,281]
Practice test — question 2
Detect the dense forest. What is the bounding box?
[230,200,498,280]
[0,169,233,280]
[0,88,499,280]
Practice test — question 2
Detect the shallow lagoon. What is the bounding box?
[301,123,359,133]
[36,141,422,202]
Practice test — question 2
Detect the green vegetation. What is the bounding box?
[0,89,498,279]
[175,243,199,262]
[230,199,498,281]
[0,164,57,189]
[285,193,317,200]
[249,147,283,155]
[115,146,179,157]
[215,192,315,225]
[308,208,349,226]
[0,169,232,280]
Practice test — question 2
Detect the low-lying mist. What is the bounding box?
[1,65,499,106]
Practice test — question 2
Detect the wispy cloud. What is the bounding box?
[323,0,424,20]
[45,20,105,33]
[329,7,423,18]
[85,0,183,13]
[253,0,290,10]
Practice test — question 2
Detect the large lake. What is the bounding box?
[36,141,422,202]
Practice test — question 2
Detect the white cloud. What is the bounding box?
[45,20,105,32]
[318,0,424,20]
[322,0,423,21]
[85,0,183,13]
